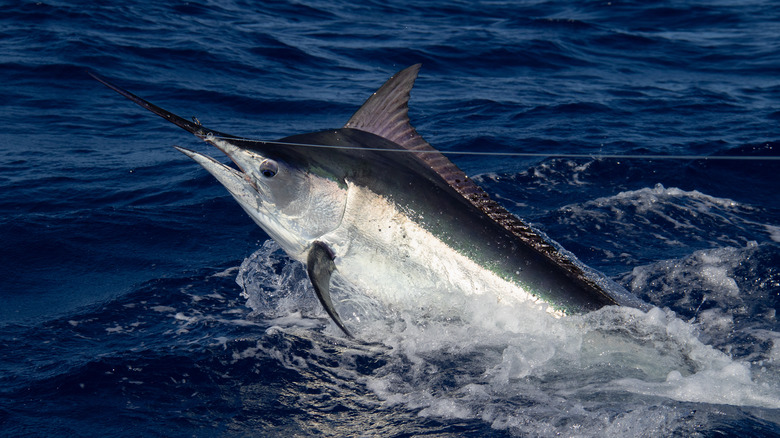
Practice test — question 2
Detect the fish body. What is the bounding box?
[92,65,635,337]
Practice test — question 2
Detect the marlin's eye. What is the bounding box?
[259,159,278,178]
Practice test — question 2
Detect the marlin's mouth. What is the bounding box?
[173,146,260,211]
[197,136,261,191]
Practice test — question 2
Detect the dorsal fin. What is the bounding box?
[347,66,615,303]
[344,65,496,216]
[344,65,540,249]
[344,64,426,150]
[345,65,553,255]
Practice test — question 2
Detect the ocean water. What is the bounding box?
[2,0,779,436]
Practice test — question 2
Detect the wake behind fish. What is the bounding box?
[236,233,780,436]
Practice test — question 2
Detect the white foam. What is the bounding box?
[151,305,176,313]
[212,266,240,278]
[628,244,756,306]
[555,184,762,260]
[236,239,780,435]
[766,224,780,243]
[236,240,321,319]
[617,360,779,408]
[771,338,780,364]
[605,308,780,408]
[605,184,741,210]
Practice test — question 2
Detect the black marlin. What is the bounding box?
[92,65,638,337]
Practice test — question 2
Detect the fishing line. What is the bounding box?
[206,135,778,161]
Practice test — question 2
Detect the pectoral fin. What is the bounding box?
[306,242,353,338]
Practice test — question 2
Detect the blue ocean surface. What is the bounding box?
[2,0,779,436]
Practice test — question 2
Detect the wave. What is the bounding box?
[233,238,780,436]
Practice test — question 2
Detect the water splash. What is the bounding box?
[236,237,780,436]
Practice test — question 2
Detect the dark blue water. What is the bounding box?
[2,1,779,436]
